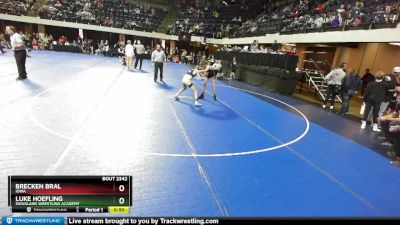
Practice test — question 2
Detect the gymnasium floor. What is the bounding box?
[0,51,400,217]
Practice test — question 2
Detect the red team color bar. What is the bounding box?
[8,176,132,213]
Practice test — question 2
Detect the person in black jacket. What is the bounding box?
[229,56,237,79]
[385,67,400,112]
[361,71,396,132]
[360,69,374,97]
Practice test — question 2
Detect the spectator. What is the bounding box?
[378,89,400,167]
[37,0,167,32]
[48,34,54,50]
[361,69,375,97]
[104,40,109,55]
[331,16,341,27]
[250,40,259,52]
[0,33,5,54]
[388,123,400,167]
[323,63,347,111]
[118,42,126,65]
[32,38,39,50]
[361,71,396,132]
[58,35,66,45]
[230,56,237,80]
[385,67,400,113]
[125,40,134,70]
[96,40,104,55]
[368,69,400,122]
[271,40,280,53]
[340,68,361,115]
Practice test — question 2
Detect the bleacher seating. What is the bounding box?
[38,0,167,32]
[1,0,399,38]
[168,0,400,38]
[167,0,264,38]
[0,0,35,16]
[241,0,400,37]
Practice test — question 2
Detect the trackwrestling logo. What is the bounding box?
[2,217,64,225]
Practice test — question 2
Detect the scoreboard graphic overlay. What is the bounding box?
[8,176,132,213]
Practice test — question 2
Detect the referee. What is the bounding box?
[151,44,167,82]
[6,26,27,81]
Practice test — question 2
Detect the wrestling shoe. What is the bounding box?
[195,101,202,107]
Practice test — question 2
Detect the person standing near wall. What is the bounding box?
[360,69,375,97]
[323,63,347,111]
[368,69,399,122]
[340,68,361,115]
[151,44,167,82]
[385,67,400,113]
[5,26,27,81]
[361,71,395,132]
[230,56,237,80]
[250,40,259,52]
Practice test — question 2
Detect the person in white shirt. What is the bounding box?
[250,40,259,52]
[125,40,134,70]
[315,16,324,28]
[5,26,27,81]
